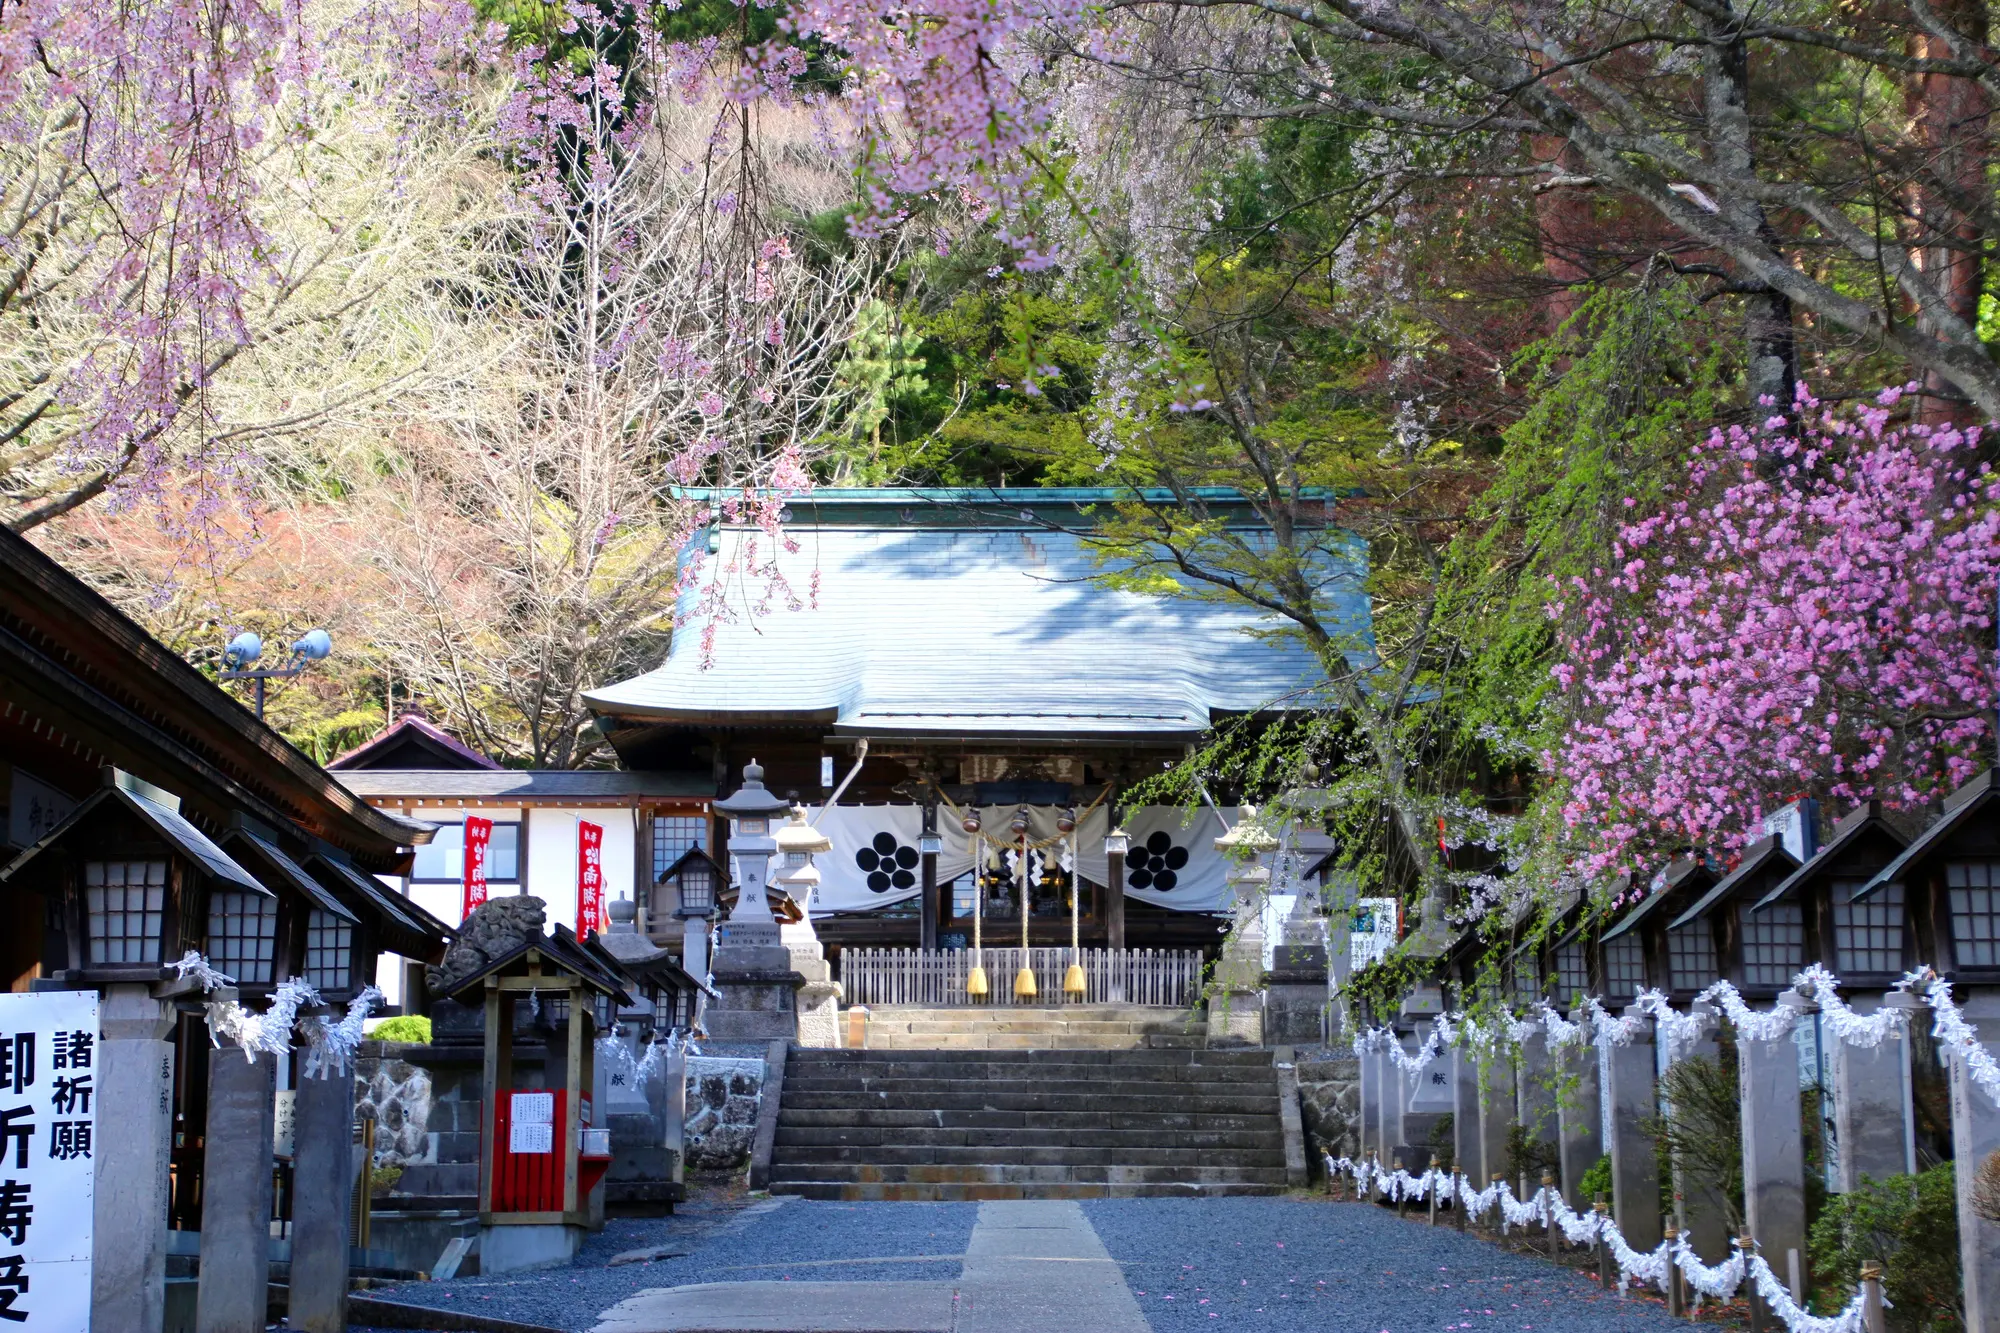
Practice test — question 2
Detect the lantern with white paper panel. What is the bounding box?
[661,847,724,920]
[0,768,275,987]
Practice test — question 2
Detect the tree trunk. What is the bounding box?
[1910,0,1991,426]
[1530,136,1595,335]
[1701,6,1800,419]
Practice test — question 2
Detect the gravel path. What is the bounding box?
[1083,1197,1699,1333]
[353,1192,978,1332]
[352,1193,1707,1332]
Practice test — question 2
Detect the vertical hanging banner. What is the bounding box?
[463,816,494,920]
[577,821,605,937]
[0,989,97,1330]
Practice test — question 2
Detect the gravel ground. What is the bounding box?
[1083,1197,1706,1333]
[350,1186,977,1332]
[348,1191,1721,1333]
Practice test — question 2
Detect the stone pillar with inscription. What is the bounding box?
[92,983,179,1333]
[195,1047,279,1333]
[1554,1022,1603,1209]
[287,1048,358,1333]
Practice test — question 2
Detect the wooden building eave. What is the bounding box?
[2,528,425,865]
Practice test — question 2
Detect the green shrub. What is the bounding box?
[370,1015,432,1044]
[1807,1165,1960,1332]
[1578,1153,1612,1201]
[1428,1114,1455,1172]
[1643,1051,1745,1231]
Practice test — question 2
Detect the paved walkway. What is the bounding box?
[360,1194,1700,1333]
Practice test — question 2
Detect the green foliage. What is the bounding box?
[1443,276,1730,756]
[1807,1165,1961,1331]
[1505,1122,1559,1185]
[1642,1050,1745,1232]
[1578,1154,1612,1202]
[1428,1114,1456,1172]
[371,1015,433,1045]
[279,704,386,766]
[821,283,1108,486]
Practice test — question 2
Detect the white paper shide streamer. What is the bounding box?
[1351,961,2000,1111]
[1323,1156,1871,1333]
[170,949,385,1077]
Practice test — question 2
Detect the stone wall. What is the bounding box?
[353,1041,437,1166]
[1296,1054,1361,1163]
[683,1055,765,1171]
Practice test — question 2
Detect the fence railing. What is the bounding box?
[838,947,1205,1007]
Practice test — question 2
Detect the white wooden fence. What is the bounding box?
[838,947,1206,1007]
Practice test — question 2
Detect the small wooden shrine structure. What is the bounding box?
[428,923,631,1267]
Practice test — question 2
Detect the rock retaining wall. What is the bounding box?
[683,1055,766,1171]
[1296,1054,1361,1165]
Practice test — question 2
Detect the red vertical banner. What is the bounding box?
[577,820,605,937]
[463,815,493,919]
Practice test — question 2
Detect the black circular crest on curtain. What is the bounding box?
[1125,830,1190,891]
[856,831,920,893]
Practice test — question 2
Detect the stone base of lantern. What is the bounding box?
[703,944,805,1042]
[1206,987,1264,1047]
[1264,944,1330,1045]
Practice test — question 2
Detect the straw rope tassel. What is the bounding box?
[967,840,988,998]
[1015,827,1037,997]
[1063,823,1085,996]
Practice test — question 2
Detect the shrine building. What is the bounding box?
[578,487,1366,965]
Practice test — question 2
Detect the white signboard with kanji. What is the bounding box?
[0,990,97,1329]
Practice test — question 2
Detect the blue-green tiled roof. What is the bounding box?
[586,491,1368,740]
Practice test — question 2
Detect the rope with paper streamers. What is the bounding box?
[1350,962,2000,1110]
[169,950,383,1077]
[595,1028,700,1088]
[1323,1155,1873,1333]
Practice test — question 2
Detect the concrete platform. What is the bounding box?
[588,1280,956,1332]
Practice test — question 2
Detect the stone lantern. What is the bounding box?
[701,763,805,1042]
[713,761,791,946]
[773,806,842,1047]
[659,845,725,982]
[1212,808,1277,1046]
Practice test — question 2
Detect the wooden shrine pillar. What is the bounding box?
[920,797,940,951]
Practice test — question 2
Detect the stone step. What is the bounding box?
[791,1046,1269,1067]
[768,1180,1284,1201]
[766,1162,1289,1185]
[871,1018,1203,1034]
[781,1077,1274,1099]
[780,1062,1273,1086]
[779,1090,1278,1116]
[776,1108,1280,1133]
[770,1143,1284,1167]
[773,1127,1283,1153]
[772,1021,1286,1201]
[858,1006,1197,1021]
[848,1032,1183,1051]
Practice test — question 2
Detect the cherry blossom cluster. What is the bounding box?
[791,0,1079,267]
[0,0,498,521]
[1548,388,2000,876]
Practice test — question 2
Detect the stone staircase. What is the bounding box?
[859,1003,1207,1050]
[768,1043,1291,1200]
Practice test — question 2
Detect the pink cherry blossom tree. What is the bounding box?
[0,0,499,541]
[1549,388,2000,878]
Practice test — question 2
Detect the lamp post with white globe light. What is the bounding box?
[218,628,334,720]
